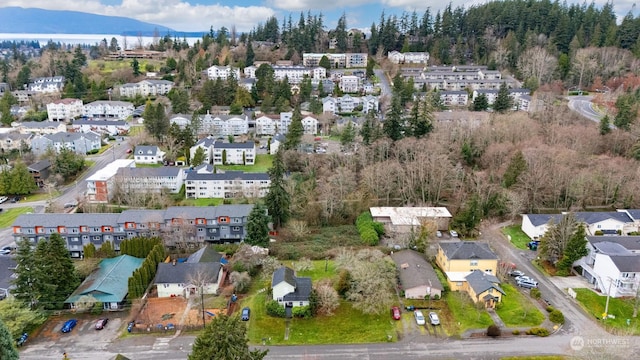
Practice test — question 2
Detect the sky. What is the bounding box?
[3,0,639,33]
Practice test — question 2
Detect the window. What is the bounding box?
[232,226,240,231]
[470,260,478,266]
[456,282,463,287]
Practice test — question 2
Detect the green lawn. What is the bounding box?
[495,284,545,327]
[502,225,531,250]
[269,225,363,260]
[216,154,273,173]
[179,198,224,207]
[24,192,60,202]
[0,207,34,227]
[573,288,640,335]
[243,292,395,345]
[135,163,163,168]
[501,357,567,360]
[443,292,493,335]
[280,260,339,282]
[127,125,144,136]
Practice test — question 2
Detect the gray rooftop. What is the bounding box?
[155,262,222,284]
[163,204,253,220]
[72,119,128,126]
[272,266,313,302]
[587,236,640,252]
[185,171,269,181]
[134,145,161,156]
[620,209,640,220]
[609,255,640,272]
[272,266,296,288]
[13,213,122,228]
[0,255,17,295]
[213,141,255,149]
[465,269,505,296]
[439,241,498,260]
[27,159,51,172]
[20,121,63,128]
[592,241,632,255]
[391,250,444,291]
[186,246,223,263]
[116,210,165,224]
[46,131,100,143]
[116,166,181,178]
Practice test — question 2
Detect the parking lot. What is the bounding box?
[28,313,126,351]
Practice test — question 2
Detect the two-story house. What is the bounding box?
[271,266,312,308]
[134,145,166,164]
[155,247,225,298]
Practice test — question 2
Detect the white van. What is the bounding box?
[517,278,538,289]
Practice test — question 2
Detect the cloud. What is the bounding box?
[267,0,372,12]
[3,0,276,32]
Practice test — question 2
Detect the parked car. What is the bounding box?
[428,312,440,326]
[509,270,525,277]
[436,231,442,238]
[449,230,459,238]
[517,278,539,289]
[241,307,250,321]
[391,306,401,320]
[95,318,108,330]
[414,310,426,326]
[515,275,535,283]
[127,321,135,333]
[61,319,78,333]
[126,148,132,154]
[0,196,7,204]
[0,249,10,255]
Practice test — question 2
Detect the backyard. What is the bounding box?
[502,225,531,250]
[269,225,364,260]
[495,284,545,327]
[216,154,273,173]
[573,288,640,335]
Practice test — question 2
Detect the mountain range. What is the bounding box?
[0,7,201,36]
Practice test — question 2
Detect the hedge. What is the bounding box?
[356,212,385,246]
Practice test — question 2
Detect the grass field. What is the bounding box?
[0,207,34,228]
[495,284,545,327]
[443,292,493,335]
[24,192,60,202]
[269,225,363,260]
[216,154,273,173]
[88,59,164,74]
[502,225,531,250]
[243,292,395,345]
[280,260,339,282]
[178,198,224,207]
[573,288,640,335]
[135,163,163,168]
[501,357,567,360]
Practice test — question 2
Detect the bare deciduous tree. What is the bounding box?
[313,279,340,316]
[517,46,558,85]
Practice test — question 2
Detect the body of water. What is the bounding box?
[0,33,202,49]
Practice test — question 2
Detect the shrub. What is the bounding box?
[530,288,541,299]
[512,329,520,335]
[487,324,501,337]
[432,294,440,300]
[549,309,565,324]
[266,300,286,318]
[355,212,384,246]
[292,306,312,318]
[91,303,104,315]
[494,301,503,310]
[594,230,604,236]
[526,327,550,337]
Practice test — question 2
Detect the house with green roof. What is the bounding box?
[65,255,144,310]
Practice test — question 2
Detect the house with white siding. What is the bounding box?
[46,98,83,121]
[83,101,135,119]
[118,80,173,98]
[521,212,634,240]
[212,141,256,165]
[206,65,241,80]
[271,266,312,307]
[134,145,166,164]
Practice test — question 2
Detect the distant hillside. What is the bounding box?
[0,7,176,35]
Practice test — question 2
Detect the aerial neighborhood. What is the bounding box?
[0,2,639,359]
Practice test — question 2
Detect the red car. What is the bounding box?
[391,306,401,320]
[95,318,108,330]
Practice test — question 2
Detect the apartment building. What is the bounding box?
[388,51,430,64]
[11,204,255,257]
[83,100,135,119]
[185,171,270,199]
[70,120,130,136]
[17,121,66,135]
[302,53,368,68]
[212,141,256,165]
[31,131,102,156]
[194,112,249,137]
[118,79,174,97]
[85,159,136,203]
[206,65,241,80]
[46,98,83,121]
[115,166,184,194]
[254,113,319,136]
[28,76,65,93]
[244,65,327,84]
[340,75,360,93]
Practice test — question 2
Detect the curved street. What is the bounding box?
[568,95,604,123]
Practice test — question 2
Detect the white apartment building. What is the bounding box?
[206,65,241,80]
[28,76,65,93]
[85,159,136,203]
[119,80,174,98]
[440,91,469,106]
[254,115,280,136]
[83,101,135,119]
[472,88,531,109]
[30,131,102,156]
[388,51,430,64]
[322,95,379,115]
[185,171,271,199]
[277,112,318,135]
[46,98,83,122]
[189,137,216,165]
[212,142,256,165]
[16,121,67,135]
[340,75,360,93]
[70,120,130,136]
[302,53,368,68]
[115,167,185,194]
[198,113,249,136]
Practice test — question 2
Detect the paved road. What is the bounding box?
[568,96,603,123]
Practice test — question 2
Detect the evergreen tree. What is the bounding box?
[0,318,19,360]
[11,238,38,308]
[599,114,612,135]
[192,147,207,166]
[244,203,270,247]
[340,120,357,147]
[472,93,489,111]
[245,41,255,66]
[319,55,331,71]
[407,98,433,138]
[557,224,588,276]
[613,94,635,131]
[189,314,268,360]
[493,83,512,113]
[284,107,304,150]
[264,151,290,229]
[34,233,79,310]
[131,58,141,76]
[383,95,404,141]
[502,151,528,188]
[167,88,190,114]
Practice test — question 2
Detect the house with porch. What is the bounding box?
[155,253,224,298]
[271,266,312,307]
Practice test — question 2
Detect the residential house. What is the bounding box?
[31,131,102,156]
[271,266,312,307]
[83,100,135,119]
[65,255,144,310]
[435,241,501,307]
[212,141,256,165]
[0,132,32,152]
[391,250,444,299]
[85,159,136,203]
[340,75,360,93]
[12,204,255,256]
[46,98,83,121]
[370,207,452,233]
[521,212,634,240]
[27,159,51,188]
[134,145,166,164]
[118,79,173,98]
[155,254,224,298]
[70,119,130,136]
[28,76,65,93]
[206,65,241,80]
[576,236,640,298]
[16,121,66,135]
[0,255,17,300]
[185,171,270,199]
[115,166,185,194]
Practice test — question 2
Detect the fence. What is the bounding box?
[129,323,203,333]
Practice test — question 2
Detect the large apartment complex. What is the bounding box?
[302,53,368,68]
[12,205,255,257]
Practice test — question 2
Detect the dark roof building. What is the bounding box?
[391,249,444,299]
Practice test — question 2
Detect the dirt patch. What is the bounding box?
[134,297,225,328]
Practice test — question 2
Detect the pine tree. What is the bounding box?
[383,95,404,141]
[264,151,290,229]
[0,318,19,360]
[284,107,304,150]
[472,93,489,111]
[34,234,80,310]
[191,147,207,166]
[493,83,513,113]
[502,151,528,188]
[599,115,612,135]
[11,238,38,307]
[245,41,255,66]
[557,224,588,276]
[245,203,270,247]
[189,314,268,360]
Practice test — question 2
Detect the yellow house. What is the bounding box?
[436,241,503,308]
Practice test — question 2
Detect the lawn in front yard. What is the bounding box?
[573,288,640,335]
[0,207,34,228]
[495,284,545,327]
[216,154,273,173]
[442,291,493,335]
[243,292,395,345]
[24,192,60,202]
[178,198,224,206]
[502,225,531,250]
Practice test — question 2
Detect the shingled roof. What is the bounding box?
[391,250,444,292]
[465,270,505,297]
[439,241,498,260]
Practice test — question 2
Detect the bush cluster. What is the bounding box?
[355,212,385,246]
[530,288,541,299]
[487,324,501,337]
[546,306,565,324]
[265,300,312,318]
[526,327,550,337]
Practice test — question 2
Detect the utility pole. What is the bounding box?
[201,285,205,328]
[604,278,613,319]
